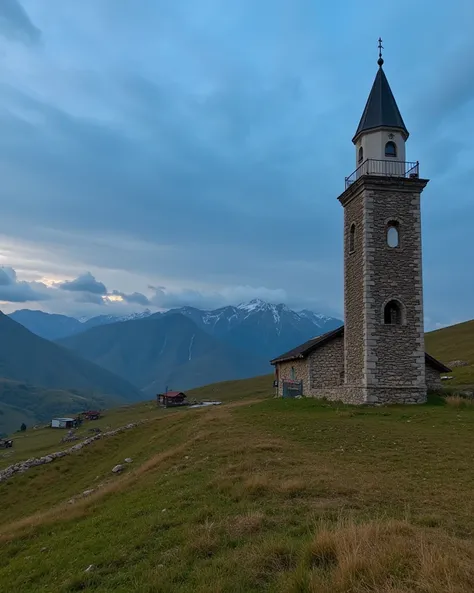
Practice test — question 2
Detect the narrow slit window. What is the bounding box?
[349,223,356,253]
[386,221,399,248]
[385,141,397,158]
[384,300,402,325]
[358,146,363,163]
[290,366,296,380]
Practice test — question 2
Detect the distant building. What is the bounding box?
[271,42,451,405]
[157,391,187,407]
[51,417,77,429]
[81,410,101,420]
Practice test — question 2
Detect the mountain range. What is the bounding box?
[57,313,269,396]
[1,300,342,434]
[8,309,154,341]
[9,300,341,356]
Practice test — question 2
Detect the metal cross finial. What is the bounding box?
[378,37,384,67]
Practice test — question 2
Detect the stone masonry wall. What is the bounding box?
[276,334,440,404]
[364,178,428,404]
[0,421,143,484]
[309,334,345,389]
[276,358,309,396]
[343,187,365,387]
[425,365,442,391]
[339,176,428,405]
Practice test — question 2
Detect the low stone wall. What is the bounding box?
[304,386,368,405]
[0,421,143,484]
[366,387,427,405]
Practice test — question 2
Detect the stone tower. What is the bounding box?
[338,44,429,405]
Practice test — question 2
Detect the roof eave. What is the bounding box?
[425,352,452,374]
[270,354,304,365]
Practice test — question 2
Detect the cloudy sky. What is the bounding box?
[0,0,472,327]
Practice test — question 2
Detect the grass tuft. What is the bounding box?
[445,395,474,408]
[243,474,271,496]
[227,511,265,538]
[297,517,474,593]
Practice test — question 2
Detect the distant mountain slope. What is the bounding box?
[58,313,270,395]
[8,309,83,341]
[0,379,127,436]
[8,309,153,340]
[0,312,142,401]
[9,303,341,357]
[425,319,474,385]
[81,310,153,332]
[162,299,342,360]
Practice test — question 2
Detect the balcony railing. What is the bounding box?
[345,159,419,189]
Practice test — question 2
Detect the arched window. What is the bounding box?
[349,223,356,253]
[358,146,364,163]
[384,300,403,325]
[385,141,397,158]
[386,221,399,248]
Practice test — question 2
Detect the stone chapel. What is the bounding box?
[271,45,450,404]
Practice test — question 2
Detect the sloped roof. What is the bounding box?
[158,391,186,398]
[353,65,409,143]
[270,325,344,364]
[270,325,451,373]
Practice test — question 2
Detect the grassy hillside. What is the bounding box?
[8,309,83,340]
[425,319,474,385]
[0,375,273,469]
[58,313,270,394]
[0,378,137,437]
[1,376,474,592]
[0,311,143,399]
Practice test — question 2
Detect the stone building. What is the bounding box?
[271,45,451,404]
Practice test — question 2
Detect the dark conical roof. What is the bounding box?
[352,65,409,143]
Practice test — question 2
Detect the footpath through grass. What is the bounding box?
[1,389,474,592]
[0,375,272,471]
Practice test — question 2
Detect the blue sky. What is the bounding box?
[0,0,472,328]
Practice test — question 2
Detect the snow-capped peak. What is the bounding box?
[237,298,268,313]
[118,309,152,322]
[298,309,333,327]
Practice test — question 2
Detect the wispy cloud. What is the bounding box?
[0,0,41,45]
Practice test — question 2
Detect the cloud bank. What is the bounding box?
[0,1,471,328]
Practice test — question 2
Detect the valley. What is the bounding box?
[0,301,342,434]
[2,301,473,436]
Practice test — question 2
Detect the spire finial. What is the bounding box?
[378,37,384,67]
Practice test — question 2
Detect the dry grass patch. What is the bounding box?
[278,478,308,498]
[0,434,205,543]
[297,517,474,593]
[445,395,474,408]
[253,441,285,452]
[186,519,220,559]
[227,511,265,538]
[243,474,271,496]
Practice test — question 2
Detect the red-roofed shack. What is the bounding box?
[81,410,101,420]
[157,391,187,408]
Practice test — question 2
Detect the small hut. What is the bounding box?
[51,417,77,429]
[81,410,101,420]
[157,391,187,408]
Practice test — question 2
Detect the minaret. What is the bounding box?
[339,40,428,405]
